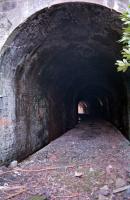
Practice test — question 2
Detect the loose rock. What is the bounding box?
[89,167,95,172]
[124,187,130,199]
[115,178,126,188]
[106,165,113,174]
[74,171,83,177]
[99,185,110,196]
[98,194,109,200]
[9,160,18,168]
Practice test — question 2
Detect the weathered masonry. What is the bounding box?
[0,0,129,164]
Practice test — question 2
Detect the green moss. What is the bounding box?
[28,195,48,200]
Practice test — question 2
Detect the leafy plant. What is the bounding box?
[115,6,130,72]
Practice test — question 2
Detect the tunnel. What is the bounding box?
[0,2,129,162]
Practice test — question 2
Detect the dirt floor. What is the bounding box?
[0,120,130,200]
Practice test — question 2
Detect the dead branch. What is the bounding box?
[52,193,80,199]
[0,170,13,176]
[0,163,88,176]
[0,185,26,191]
[113,185,130,194]
[5,188,27,200]
[14,165,75,173]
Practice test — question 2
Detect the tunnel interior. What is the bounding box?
[1,2,129,160]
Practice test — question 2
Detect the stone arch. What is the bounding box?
[0,2,129,164]
[0,0,128,50]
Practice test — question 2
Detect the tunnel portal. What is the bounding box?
[0,2,129,163]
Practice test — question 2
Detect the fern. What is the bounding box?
[115,6,130,72]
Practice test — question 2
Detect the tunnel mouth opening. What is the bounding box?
[14,2,129,159]
[77,95,106,123]
[0,2,129,162]
[78,100,89,122]
[75,84,127,128]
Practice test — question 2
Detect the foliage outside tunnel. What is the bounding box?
[116,5,130,72]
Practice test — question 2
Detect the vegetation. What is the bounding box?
[116,6,130,72]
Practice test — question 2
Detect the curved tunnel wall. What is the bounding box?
[0,2,129,164]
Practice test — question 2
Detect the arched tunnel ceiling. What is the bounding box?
[0,2,127,118]
[5,2,124,99]
[0,3,123,77]
[0,0,128,50]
